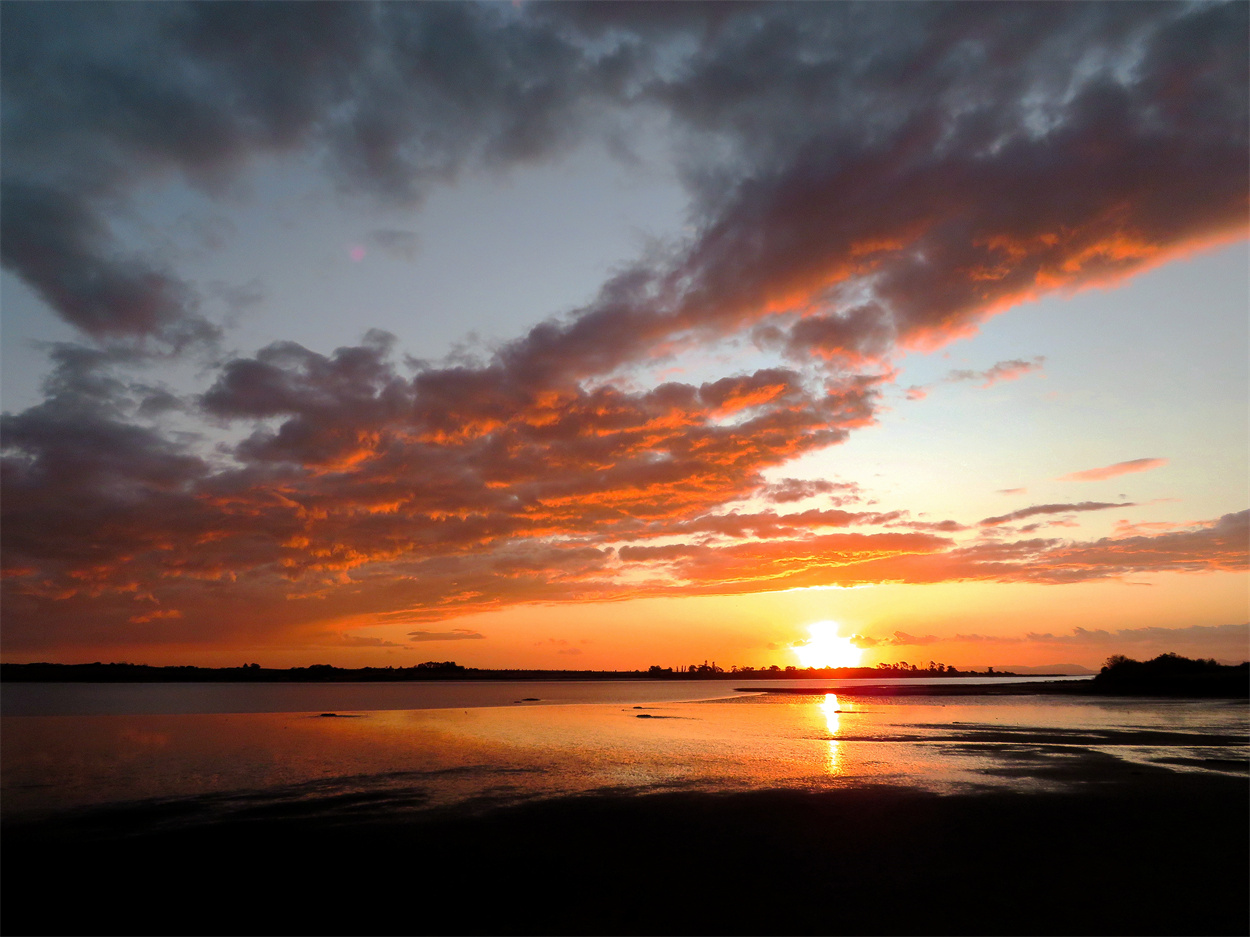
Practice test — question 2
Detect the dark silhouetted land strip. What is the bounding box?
[0,661,1026,682]
[3,766,1246,936]
[749,655,1249,698]
[6,653,1241,692]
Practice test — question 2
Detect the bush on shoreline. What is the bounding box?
[1094,652,1249,697]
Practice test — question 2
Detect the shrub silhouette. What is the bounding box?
[1094,652,1248,697]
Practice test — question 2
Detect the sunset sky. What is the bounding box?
[2,2,1247,671]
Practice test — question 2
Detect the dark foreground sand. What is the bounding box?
[3,757,1246,937]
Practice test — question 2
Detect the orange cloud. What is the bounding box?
[127,609,183,625]
[1058,458,1169,482]
[1,327,1239,661]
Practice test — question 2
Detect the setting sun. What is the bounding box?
[793,621,863,669]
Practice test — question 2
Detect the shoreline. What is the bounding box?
[0,662,1079,683]
[741,680,1092,695]
[741,679,1248,699]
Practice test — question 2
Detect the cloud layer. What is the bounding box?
[2,3,1246,657]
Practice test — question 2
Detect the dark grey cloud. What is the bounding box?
[408,629,485,642]
[0,2,629,345]
[758,478,863,505]
[905,356,1044,401]
[945,357,1045,388]
[980,501,1136,528]
[2,344,209,506]
[0,181,221,347]
[6,1,1242,368]
[317,632,408,649]
[461,1,1249,390]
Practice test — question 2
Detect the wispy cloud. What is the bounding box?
[316,632,408,649]
[407,630,486,642]
[947,357,1046,389]
[851,631,940,648]
[946,624,1249,661]
[1058,458,1169,482]
[906,356,1045,401]
[979,502,1135,528]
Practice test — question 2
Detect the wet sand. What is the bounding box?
[3,755,1246,936]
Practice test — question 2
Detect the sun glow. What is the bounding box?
[794,621,863,669]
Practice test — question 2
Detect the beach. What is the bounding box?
[4,770,1246,936]
[3,681,1246,935]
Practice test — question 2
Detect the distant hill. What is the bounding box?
[994,663,1096,676]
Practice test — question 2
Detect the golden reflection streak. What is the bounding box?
[820,693,848,775]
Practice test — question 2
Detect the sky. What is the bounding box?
[2,1,1247,671]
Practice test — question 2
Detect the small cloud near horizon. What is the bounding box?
[851,631,940,648]
[408,629,486,642]
[1058,458,1168,482]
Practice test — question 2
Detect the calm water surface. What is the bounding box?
[3,679,1245,823]
[2,674,1088,716]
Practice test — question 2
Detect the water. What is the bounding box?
[0,674,1089,716]
[0,678,748,716]
[3,679,1245,825]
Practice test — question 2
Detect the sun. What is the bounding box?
[793,621,863,669]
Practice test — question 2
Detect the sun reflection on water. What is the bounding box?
[821,693,846,775]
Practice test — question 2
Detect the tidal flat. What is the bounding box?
[3,681,1246,935]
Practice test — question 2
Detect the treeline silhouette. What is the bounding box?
[6,654,1243,692]
[0,660,482,683]
[1093,652,1249,697]
[1,659,1007,683]
[647,660,988,677]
